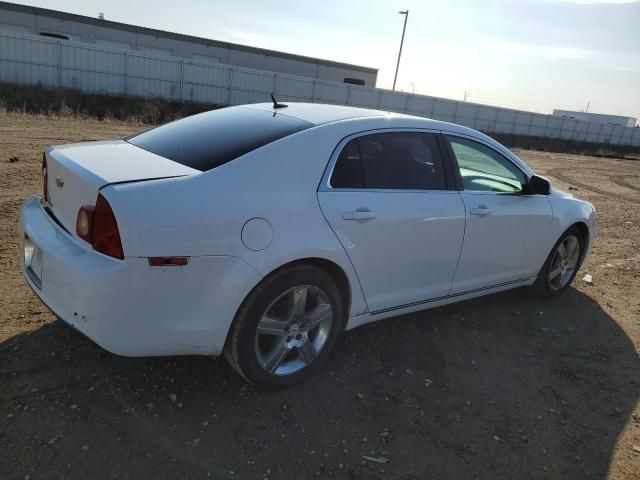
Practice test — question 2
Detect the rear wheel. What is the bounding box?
[534,227,583,297]
[224,264,345,387]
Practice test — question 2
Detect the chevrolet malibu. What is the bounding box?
[20,102,596,387]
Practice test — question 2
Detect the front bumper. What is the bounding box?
[19,196,262,357]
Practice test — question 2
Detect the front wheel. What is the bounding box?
[534,227,583,297]
[224,264,345,387]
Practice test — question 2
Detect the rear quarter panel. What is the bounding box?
[104,122,373,318]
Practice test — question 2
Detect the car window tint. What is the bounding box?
[446,136,526,193]
[331,139,365,188]
[127,107,313,172]
[330,132,447,190]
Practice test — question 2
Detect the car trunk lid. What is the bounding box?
[45,140,198,237]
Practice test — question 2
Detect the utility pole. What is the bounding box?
[392,10,409,91]
[586,101,590,112]
[464,90,471,101]
[409,82,415,93]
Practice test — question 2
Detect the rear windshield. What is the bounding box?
[126,107,313,171]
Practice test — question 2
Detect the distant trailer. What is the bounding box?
[553,109,637,128]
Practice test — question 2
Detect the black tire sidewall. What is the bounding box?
[536,227,584,297]
[230,266,345,388]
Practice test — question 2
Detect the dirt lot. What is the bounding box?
[1,112,639,480]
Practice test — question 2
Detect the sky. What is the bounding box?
[8,0,640,120]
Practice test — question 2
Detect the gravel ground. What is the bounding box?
[0,112,639,480]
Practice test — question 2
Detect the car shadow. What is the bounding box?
[1,287,638,479]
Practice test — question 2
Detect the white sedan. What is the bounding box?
[20,102,596,386]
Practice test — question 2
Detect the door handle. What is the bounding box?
[342,209,377,221]
[469,206,492,216]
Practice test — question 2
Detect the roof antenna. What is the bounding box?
[270,93,288,109]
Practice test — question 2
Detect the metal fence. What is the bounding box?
[1,31,639,147]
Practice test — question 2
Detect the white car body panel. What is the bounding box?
[547,188,597,260]
[451,192,553,293]
[346,276,538,331]
[45,141,198,236]
[51,140,200,184]
[104,121,372,319]
[19,102,597,357]
[20,197,261,356]
[318,190,466,312]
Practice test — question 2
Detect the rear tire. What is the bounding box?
[224,264,345,388]
[534,226,584,297]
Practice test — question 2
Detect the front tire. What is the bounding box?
[534,227,584,297]
[224,264,345,387]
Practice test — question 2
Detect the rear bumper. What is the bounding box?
[19,196,262,357]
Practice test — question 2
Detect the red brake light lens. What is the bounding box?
[42,153,48,202]
[91,193,124,260]
[75,194,124,260]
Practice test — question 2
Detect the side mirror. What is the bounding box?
[522,175,551,195]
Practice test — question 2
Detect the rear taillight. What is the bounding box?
[75,205,95,242]
[42,153,48,203]
[92,193,124,260]
[75,193,124,260]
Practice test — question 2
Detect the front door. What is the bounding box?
[444,135,553,293]
[318,131,466,313]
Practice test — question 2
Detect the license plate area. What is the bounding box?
[24,235,43,289]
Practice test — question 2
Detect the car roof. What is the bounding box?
[245,102,464,132]
[243,102,533,175]
[245,102,403,126]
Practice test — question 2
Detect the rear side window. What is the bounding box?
[331,140,365,188]
[330,132,447,190]
[127,107,313,172]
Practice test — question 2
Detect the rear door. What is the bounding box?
[444,134,553,293]
[318,130,466,313]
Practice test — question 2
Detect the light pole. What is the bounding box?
[392,10,409,91]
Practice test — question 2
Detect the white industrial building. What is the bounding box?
[0,1,378,87]
[553,110,637,128]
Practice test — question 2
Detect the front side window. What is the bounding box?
[446,136,526,193]
[330,132,447,190]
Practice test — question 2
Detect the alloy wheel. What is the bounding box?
[254,285,333,376]
[548,234,580,291]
